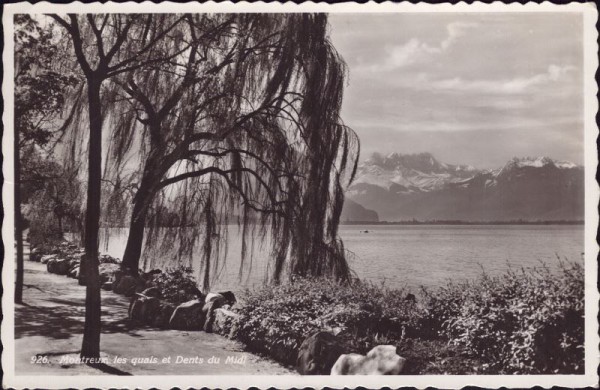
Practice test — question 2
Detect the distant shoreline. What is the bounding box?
[89,220,585,229]
[340,220,584,226]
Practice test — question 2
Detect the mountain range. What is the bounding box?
[340,152,584,222]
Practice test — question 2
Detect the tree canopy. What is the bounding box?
[52,13,359,289]
[17,11,359,360]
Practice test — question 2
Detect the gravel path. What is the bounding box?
[14,260,294,376]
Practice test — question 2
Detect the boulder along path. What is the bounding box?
[14,259,294,375]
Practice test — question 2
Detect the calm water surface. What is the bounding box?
[98,225,584,293]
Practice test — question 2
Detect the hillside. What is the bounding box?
[340,199,379,222]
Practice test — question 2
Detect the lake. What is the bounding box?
[97,225,584,293]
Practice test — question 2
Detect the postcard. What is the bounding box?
[2,1,598,388]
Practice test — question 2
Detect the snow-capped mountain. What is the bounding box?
[344,153,584,222]
[495,157,579,178]
[352,152,478,193]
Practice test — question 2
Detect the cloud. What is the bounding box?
[329,13,584,167]
[413,65,577,94]
[441,21,479,50]
[380,38,438,69]
[350,114,581,135]
[362,21,478,71]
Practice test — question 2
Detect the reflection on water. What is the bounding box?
[96,225,584,293]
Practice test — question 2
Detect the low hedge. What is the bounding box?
[233,277,426,366]
[421,260,584,374]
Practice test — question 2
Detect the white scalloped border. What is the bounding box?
[2,2,598,389]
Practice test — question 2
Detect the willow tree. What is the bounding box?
[49,13,189,359]
[104,14,359,288]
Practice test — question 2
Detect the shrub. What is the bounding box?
[151,266,200,305]
[232,277,425,365]
[421,261,584,374]
[231,261,584,374]
[28,221,64,249]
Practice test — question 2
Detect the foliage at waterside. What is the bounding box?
[151,266,200,305]
[234,277,424,365]
[232,261,584,374]
[421,260,584,374]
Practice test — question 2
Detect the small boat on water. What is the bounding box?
[360,230,370,233]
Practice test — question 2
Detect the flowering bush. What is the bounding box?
[421,261,584,374]
[151,266,200,305]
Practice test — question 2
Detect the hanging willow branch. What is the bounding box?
[52,13,359,290]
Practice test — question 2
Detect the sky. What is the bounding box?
[328,13,584,169]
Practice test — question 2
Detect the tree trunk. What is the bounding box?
[57,214,63,236]
[120,198,150,274]
[14,123,24,304]
[80,79,103,360]
[121,170,157,274]
[78,216,88,285]
[78,218,85,245]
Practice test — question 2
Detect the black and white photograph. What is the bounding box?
[2,2,598,388]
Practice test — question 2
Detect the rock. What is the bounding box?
[202,294,226,333]
[67,258,80,269]
[204,292,223,304]
[129,296,161,324]
[113,275,141,296]
[40,254,57,264]
[212,308,240,338]
[330,345,406,375]
[153,302,176,328]
[67,266,80,279]
[46,259,55,272]
[101,282,113,291]
[47,258,70,275]
[57,259,71,275]
[98,263,121,284]
[30,248,42,262]
[99,254,120,264]
[129,297,142,320]
[217,291,237,305]
[141,269,162,283]
[297,331,346,375]
[135,282,147,294]
[143,297,163,323]
[113,270,126,286]
[169,299,205,330]
[66,259,81,278]
[124,278,144,297]
[204,291,236,305]
[141,287,162,299]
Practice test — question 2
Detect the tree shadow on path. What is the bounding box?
[16,300,146,339]
[88,362,133,375]
[15,266,145,340]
